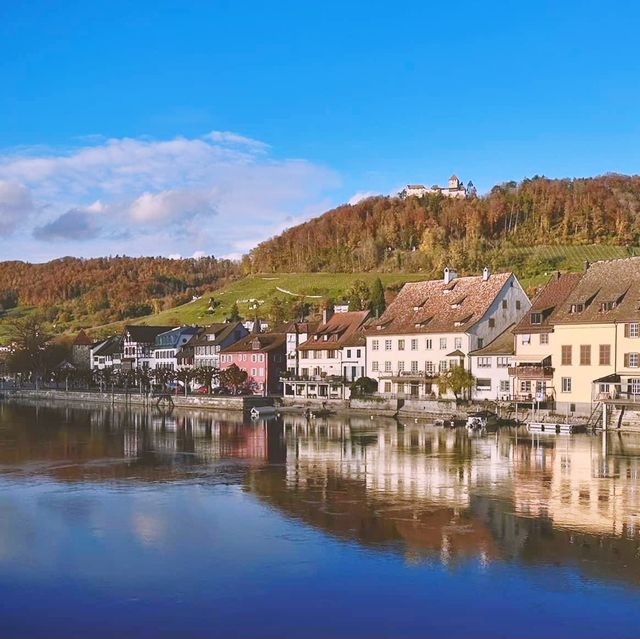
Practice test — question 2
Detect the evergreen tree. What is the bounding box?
[369,277,385,317]
[228,302,241,321]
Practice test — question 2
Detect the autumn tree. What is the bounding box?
[439,366,475,401]
[346,279,371,311]
[219,364,249,395]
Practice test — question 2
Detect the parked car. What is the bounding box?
[196,386,209,394]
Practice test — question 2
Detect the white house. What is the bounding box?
[90,336,123,371]
[284,321,319,375]
[469,324,515,400]
[282,308,370,400]
[191,321,248,370]
[152,326,200,371]
[122,325,174,370]
[364,267,530,399]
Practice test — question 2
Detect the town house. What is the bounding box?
[282,309,370,400]
[191,321,248,369]
[220,332,286,396]
[122,325,174,370]
[90,335,123,371]
[152,326,200,371]
[365,268,530,399]
[468,324,515,400]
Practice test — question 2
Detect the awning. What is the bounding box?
[593,373,621,384]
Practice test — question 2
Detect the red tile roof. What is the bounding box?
[299,311,370,351]
[221,333,286,354]
[365,272,513,336]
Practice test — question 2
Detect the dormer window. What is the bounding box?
[570,303,584,314]
[530,312,542,325]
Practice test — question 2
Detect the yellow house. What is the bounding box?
[547,258,640,415]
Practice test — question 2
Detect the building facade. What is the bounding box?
[152,326,200,371]
[469,324,515,400]
[365,268,530,399]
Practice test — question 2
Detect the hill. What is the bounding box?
[0,255,238,333]
[248,174,640,275]
[86,272,425,338]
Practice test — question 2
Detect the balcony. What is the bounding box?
[279,374,345,384]
[508,365,554,380]
[378,371,438,382]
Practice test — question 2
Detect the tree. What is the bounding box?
[219,364,249,395]
[346,279,371,311]
[152,367,176,391]
[438,366,475,400]
[194,366,219,393]
[228,302,241,322]
[175,368,193,396]
[349,376,378,397]
[369,278,385,317]
[5,315,53,381]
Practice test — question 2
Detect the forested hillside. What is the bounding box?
[0,256,238,329]
[248,175,640,275]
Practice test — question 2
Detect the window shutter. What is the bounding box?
[625,324,630,338]
[624,353,630,367]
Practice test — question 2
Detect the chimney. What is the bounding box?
[444,267,458,285]
[482,266,490,281]
[322,307,334,325]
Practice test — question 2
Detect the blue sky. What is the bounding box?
[1,0,639,262]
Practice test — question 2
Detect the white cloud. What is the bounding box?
[348,191,378,205]
[0,181,33,233]
[0,132,341,260]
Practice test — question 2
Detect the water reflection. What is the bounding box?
[1,400,639,592]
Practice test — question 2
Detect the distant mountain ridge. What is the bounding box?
[247,174,640,275]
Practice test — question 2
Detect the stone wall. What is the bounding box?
[9,390,273,412]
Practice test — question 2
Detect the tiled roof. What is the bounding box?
[220,332,286,354]
[512,272,582,334]
[73,330,93,346]
[124,325,175,343]
[299,311,370,351]
[552,257,640,324]
[92,335,123,357]
[469,324,515,356]
[365,272,513,336]
[190,321,245,347]
[282,321,320,335]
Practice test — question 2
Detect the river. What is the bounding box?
[0,401,639,638]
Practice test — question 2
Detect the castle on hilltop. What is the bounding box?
[401,175,476,199]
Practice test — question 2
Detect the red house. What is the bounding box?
[220,333,286,396]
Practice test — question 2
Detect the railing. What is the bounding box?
[280,374,346,383]
[508,366,554,379]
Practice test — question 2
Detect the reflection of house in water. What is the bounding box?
[249,416,640,584]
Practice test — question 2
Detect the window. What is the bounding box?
[500,380,510,393]
[570,303,584,314]
[476,378,491,390]
[561,345,572,366]
[630,378,640,396]
[477,338,484,349]
[372,340,379,351]
[477,357,491,368]
[356,349,361,357]
[301,351,308,359]
[454,337,462,350]
[521,334,531,345]
[502,299,508,309]
[425,339,433,350]
[516,300,521,310]
[520,380,532,393]
[384,339,392,351]
[384,361,392,372]
[530,312,542,325]
[599,344,611,366]
[580,345,591,366]
[562,377,572,393]
[252,354,257,363]
[439,360,448,373]
[540,333,549,345]
[625,353,640,368]
[411,360,418,373]
[397,361,405,372]
[425,361,434,375]
[384,382,391,393]
[497,357,510,368]
[439,338,447,350]
[398,339,405,351]
[372,361,379,372]
[346,349,351,358]
[626,323,640,338]
[410,339,418,351]
[488,318,495,328]
[251,368,257,377]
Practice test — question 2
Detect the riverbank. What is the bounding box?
[7,389,274,412]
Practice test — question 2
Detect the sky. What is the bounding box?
[1,0,639,263]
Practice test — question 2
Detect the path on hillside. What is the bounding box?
[275,286,323,298]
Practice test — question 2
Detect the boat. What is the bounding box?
[250,406,276,419]
[466,411,498,432]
